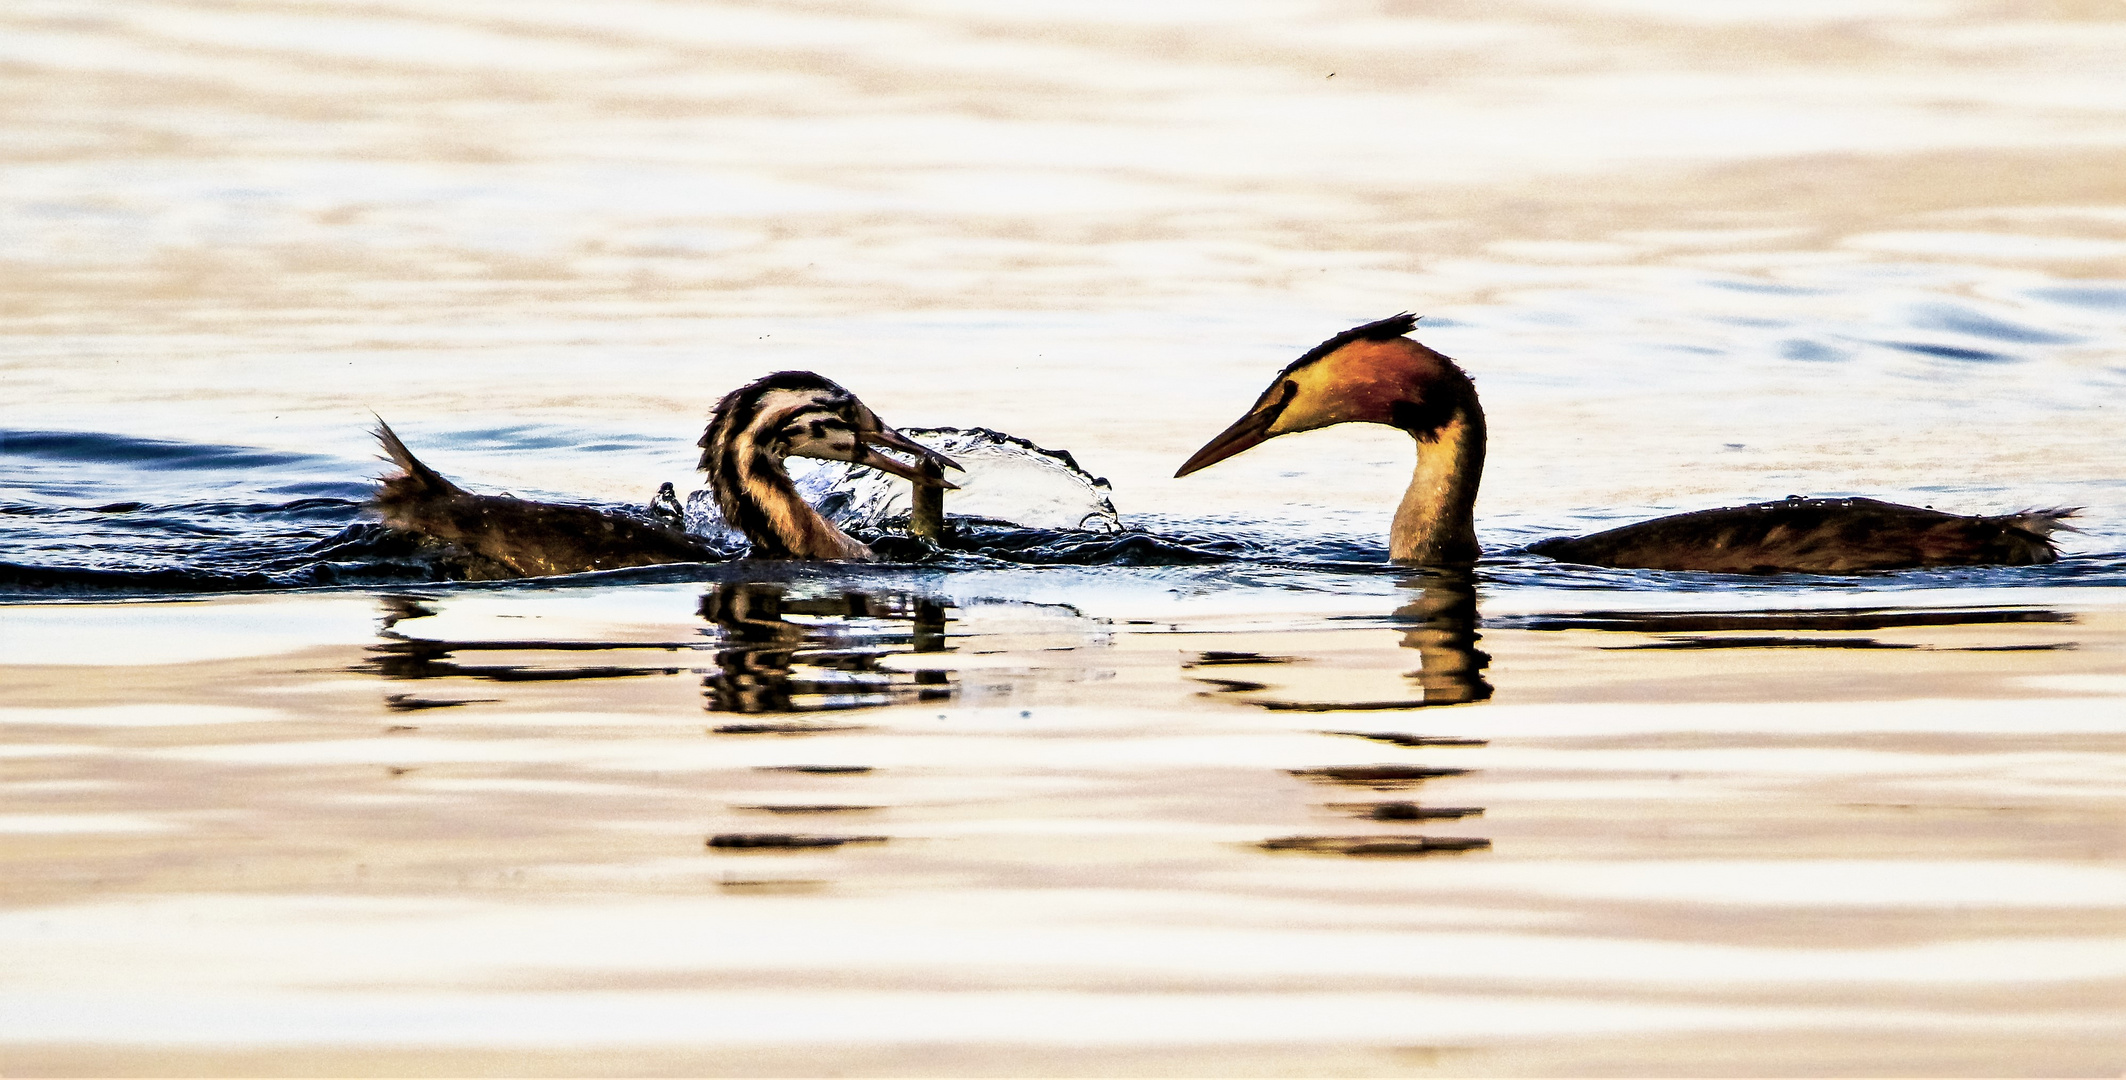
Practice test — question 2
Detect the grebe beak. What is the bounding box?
[1175,404,1279,478]
[858,427,962,489]
[868,426,963,474]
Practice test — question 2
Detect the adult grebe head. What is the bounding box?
[1174,314,1487,565]
[1174,313,1479,477]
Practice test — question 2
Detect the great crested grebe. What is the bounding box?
[374,371,957,575]
[1175,314,2074,573]
[695,370,958,559]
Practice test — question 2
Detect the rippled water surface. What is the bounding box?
[4,0,2125,1074]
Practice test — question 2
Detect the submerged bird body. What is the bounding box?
[374,422,717,579]
[373,371,956,577]
[1529,497,2069,574]
[1177,315,2073,573]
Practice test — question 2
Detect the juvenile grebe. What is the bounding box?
[696,370,958,559]
[374,371,957,575]
[1175,314,2074,573]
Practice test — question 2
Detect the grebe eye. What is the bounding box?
[1264,379,1299,418]
[783,417,849,441]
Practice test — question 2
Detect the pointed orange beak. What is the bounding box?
[1175,407,1279,478]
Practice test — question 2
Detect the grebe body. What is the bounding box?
[1176,315,2073,573]
[373,371,956,576]
[373,421,718,578]
[1529,496,2067,574]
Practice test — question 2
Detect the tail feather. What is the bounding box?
[373,418,462,499]
[2007,507,2081,538]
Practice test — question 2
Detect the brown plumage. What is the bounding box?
[372,372,958,577]
[1529,496,2070,573]
[1176,315,2077,574]
[373,421,718,579]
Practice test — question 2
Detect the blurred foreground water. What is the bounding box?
[4,0,2125,1074]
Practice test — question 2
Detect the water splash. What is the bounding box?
[3,423,2119,598]
[682,426,1123,538]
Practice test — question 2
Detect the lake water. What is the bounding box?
[3,0,2124,1074]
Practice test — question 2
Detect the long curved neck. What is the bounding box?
[1390,403,1485,565]
[709,443,871,560]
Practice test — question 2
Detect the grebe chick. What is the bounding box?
[697,370,960,559]
[373,372,958,576]
[1175,314,2075,573]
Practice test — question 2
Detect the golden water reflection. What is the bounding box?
[3,585,2122,1075]
[1189,571,1493,711]
[698,583,956,717]
[6,0,2126,1068]
[1183,573,1499,857]
[1398,570,1495,708]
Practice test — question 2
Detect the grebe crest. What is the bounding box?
[1178,314,1485,565]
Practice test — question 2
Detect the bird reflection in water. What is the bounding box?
[1394,568,1493,707]
[699,583,955,855]
[698,582,955,718]
[1241,570,1494,856]
[362,594,693,684]
[1495,603,2076,653]
[1193,569,1492,711]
